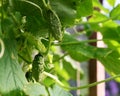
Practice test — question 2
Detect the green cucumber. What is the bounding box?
[42,0,63,41]
[48,9,63,41]
[32,53,44,82]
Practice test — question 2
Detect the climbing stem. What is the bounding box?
[53,39,120,46]
[53,39,103,46]
[43,71,120,90]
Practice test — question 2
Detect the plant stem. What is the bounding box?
[43,71,120,90]
[43,72,64,87]
[53,39,103,46]
[20,0,43,15]
[68,75,120,90]
[42,0,47,7]
[45,86,50,96]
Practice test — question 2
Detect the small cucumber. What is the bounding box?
[41,0,63,41]
[32,53,44,81]
[48,10,63,41]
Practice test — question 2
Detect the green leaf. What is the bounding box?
[0,38,27,95]
[117,26,120,38]
[100,20,119,41]
[101,27,119,41]
[89,11,108,23]
[62,34,91,61]
[68,51,89,62]
[107,0,116,6]
[1,18,15,38]
[77,0,93,16]
[98,51,120,81]
[88,11,108,32]
[42,77,55,87]
[23,83,48,96]
[102,20,118,28]
[61,34,120,81]
[61,33,112,59]
[49,84,73,96]
[54,62,70,81]
[104,40,120,52]
[110,4,120,20]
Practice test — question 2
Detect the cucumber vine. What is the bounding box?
[0,0,120,96]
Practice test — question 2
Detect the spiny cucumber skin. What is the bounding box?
[48,10,63,41]
[32,53,44,82]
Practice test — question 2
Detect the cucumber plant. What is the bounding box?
[0,0,120,96]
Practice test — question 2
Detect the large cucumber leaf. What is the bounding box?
[61,33,120,81]
[61,33,112,59]
[0,38,27,95]
[98,51,120,81]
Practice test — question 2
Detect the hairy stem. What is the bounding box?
[53,39,103,46]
